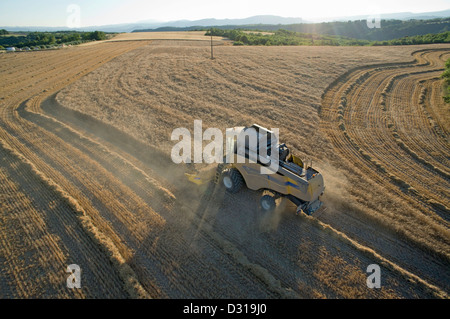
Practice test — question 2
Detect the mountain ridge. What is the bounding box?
[1,9,449,33]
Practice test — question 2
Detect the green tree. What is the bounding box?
[237,34,249,44]
[90,31,106,40]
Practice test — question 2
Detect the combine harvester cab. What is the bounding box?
[187,124,326,216]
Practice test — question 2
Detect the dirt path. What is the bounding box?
[0,40,448,298]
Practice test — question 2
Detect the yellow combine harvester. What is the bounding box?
[186,124,325,215]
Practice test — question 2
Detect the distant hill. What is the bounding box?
[312,9,450,22]
[150,15,304,28]
[268,18,450,41]
[1,9,449,33]
[0,15,303,33]
[205,27,450,46]
[134,18,450,42]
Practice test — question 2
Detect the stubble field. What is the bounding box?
[0,33,449,298]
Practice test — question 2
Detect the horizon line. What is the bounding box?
[1,9,449,29]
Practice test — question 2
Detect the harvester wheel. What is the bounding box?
[223,168,244,194]
[260,195,276,212]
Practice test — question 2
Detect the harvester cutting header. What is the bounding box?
[186,124,325,216]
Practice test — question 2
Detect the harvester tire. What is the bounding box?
[223,168,244,194]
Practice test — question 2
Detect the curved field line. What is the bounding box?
[0,41,155,298]
[0,139,148,298]
[321,48,450,259]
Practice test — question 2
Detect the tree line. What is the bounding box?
[206,28,450,46]
[0,31,107,49]
[136,17,450,42]
[276,18,450,41]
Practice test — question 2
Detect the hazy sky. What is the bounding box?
[0,0,449,27]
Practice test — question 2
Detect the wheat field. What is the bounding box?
[0,33,449,298]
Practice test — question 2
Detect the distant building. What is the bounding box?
[6,47,15,52]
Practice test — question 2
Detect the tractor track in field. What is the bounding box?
[0,40,449,298]
[0,41,156,298]
[320,47,450,293]
[0,140,129,298]
[322,49,450,215]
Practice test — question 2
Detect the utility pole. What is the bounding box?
[210,28,214,59]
